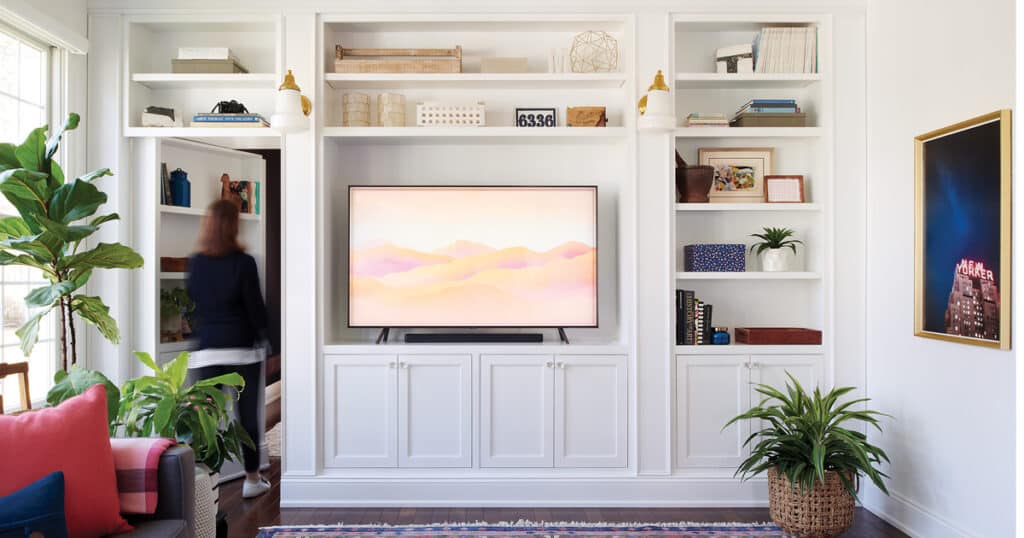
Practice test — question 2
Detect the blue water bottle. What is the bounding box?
[169,168,191,207]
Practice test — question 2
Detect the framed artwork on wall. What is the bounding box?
[698,147,773,203]
[915,109,1011,349]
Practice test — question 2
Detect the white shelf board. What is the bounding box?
[324,342,630,355]
[124,127,280,149]
[675,271,821,280]
[674,73,821,89]
[159,340,196,353]
[676,203,821,212]
[160,272,187,280]
[323,126,627,142]
[131,73,278,89]
[675,344,824,355]
[325,72,627,90]
[160,205,261,221]
[674,127,822,138]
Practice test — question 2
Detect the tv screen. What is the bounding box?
[348,186,598,328]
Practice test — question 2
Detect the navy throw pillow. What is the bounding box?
[0,471,68,538]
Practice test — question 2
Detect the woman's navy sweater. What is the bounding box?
[187,251,269,350]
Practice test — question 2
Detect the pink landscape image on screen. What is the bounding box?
[349,186,598,327]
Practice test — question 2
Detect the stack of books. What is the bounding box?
[676,289,714,345]
[753,26,818,73]
[172,47,248,74]
[190,113,269,128]
[730,99,806,127]
[684,113,729,128]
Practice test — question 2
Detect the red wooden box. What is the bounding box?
[160,257,188,272]
[735,327,822,345]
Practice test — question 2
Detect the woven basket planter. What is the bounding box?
[768,467,855,538]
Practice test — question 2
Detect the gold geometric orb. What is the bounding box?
[569,31,619,73]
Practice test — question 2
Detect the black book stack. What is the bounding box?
[675,289,714,345]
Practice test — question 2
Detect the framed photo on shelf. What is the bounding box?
[765,175,805,203]
[698,147,773,203]
[514,107,557,127]
[914,109,1011,349]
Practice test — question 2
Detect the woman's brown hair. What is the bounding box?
[198,199,243,256]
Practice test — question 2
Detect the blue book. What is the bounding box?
[743,106,800,113]
[192,114,264,122]
[742,99,797,107]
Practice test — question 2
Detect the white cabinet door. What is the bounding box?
[324,355,398,468]
[675,356,750,468]
[480,355,554,468]
[397,354,472,468]
[554,355,627,468]
[750,355,825,402]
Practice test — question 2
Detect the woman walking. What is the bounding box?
[187,199,272,498]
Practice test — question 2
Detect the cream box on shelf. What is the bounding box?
[416,102,486,127]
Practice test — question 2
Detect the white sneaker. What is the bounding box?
[242,477,271,498]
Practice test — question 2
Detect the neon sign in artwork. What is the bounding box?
[955,258,995,282]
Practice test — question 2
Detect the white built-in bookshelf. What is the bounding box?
[122,14,282,149]
[668,14,834,470]
[318,14,636,346]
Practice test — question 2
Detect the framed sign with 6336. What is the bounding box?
[515,108,557,127]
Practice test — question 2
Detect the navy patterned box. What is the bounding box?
[683,244,746,272]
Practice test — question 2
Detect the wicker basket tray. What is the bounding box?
[334,45,462,73]
[768,468,855,538]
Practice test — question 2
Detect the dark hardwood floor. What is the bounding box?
[220,459,907,538]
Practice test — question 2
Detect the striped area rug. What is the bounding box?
[257,521,787,538]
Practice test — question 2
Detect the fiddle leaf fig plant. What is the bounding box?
[0,113,144,370]
[749,226,803,255]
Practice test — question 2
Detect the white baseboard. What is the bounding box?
[280,477,770,508]
[862,488,971,538]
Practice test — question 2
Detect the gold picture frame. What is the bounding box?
[914,109,1011,349]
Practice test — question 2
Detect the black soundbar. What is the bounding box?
[404,333,544,344]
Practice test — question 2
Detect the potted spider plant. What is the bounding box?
[750,227,803,272]
[724,373,891,538]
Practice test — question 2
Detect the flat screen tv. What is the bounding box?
[348,185,598,328]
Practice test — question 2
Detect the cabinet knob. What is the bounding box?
[388,362,396,369]
[545,361,554,368]
[400,362,408,369]
[557,362,566,369]
[750,362,760,369]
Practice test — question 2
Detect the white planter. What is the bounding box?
[761,248,792,272]
[193,465,220,538]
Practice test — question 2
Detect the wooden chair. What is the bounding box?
[0,361,30,414]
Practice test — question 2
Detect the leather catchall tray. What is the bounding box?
[735,327,822,345]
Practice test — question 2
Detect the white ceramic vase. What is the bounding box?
[761,248,791,272]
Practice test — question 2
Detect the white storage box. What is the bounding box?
[416,102,485,127]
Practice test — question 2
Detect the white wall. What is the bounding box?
[864,0,1015,536]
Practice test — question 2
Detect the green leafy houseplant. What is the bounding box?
[749,226,803,255]
[160,287,194,321]
[46,365,120,433]
[119,351,253,473]
[724,373,891,499]
[0,113,144,370]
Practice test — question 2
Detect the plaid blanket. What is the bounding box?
[109,438,175,514]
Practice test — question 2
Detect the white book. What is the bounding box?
[795,28,807,74]
[758,28,773,73]
[178,47,234,60]
[806,27,817,73]
[785,28,795,72]
[716,43,753,58]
